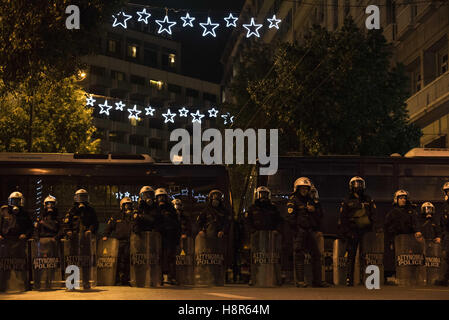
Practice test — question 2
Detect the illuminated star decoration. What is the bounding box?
[191,110,205,123]
[155,15,177,35]
[224,13,238,27]
[145,105,155,116]
[162,109,177,123]
[267,14,281,29]
[208,107,219,118]
[112,11,132,29]
[194,194,207,203]
[86,95,96,106]
[179,107,189,117]
[127,105,142,119]
[199,17,219,37]
[242,18,263,38]
[221,112,234,124]
[124,192,130,197]
[181,188,189,196]
[180,13,195,27]
[115,101,126,111]
[98,100,113,116]
[136,8,151,24]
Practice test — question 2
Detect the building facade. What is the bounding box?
[81,12,221,161]
[222,0,449,149]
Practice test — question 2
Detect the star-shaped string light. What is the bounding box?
[86,95,96,106]
[145,106,155,116]
[267,14,281,29]
[191,110,205,123]
[127,105,142,119]
[180,13,195,27]
[179,107,189,117]
[162,109,177,123]
[98,100,112,115]
[242,18,263,38]
[124,192,130,197]
[112,12,132,29]
[155,15,177,35]
[136,8,151,24]
[199,17,219,37]
[115,101,126,111]
[224,13,238,27]
[208,108,219,118]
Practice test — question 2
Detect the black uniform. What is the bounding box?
[420,216,442,241]
[385,204,421,237]
[158,203,180,282]
[103,211,133,285]
[338,193,379,285]
[62,205,99,236]
[33,208,60,239]
[133,201,163,233]
[441,202,449,282]
[176,208,193,238]
[245,200,283,233]
[197,202,230,238]
[287,192,323,286]
[0,205,33,240]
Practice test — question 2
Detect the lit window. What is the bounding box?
[128,45,137,58]
[169,54,176,65]
[108,40,116,53]
[150,80,163,90]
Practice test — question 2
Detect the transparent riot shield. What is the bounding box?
[176,237,194,286]
[250,231,281,287]
[323,237,335,284]
[424,240,442,285]
[303,232,324,286]
[30,237,62,290]
[62,232,97,290]
[394,234,425,286]
[361,232,384,285]
[0,239,29,292]
[130,231,161,287]
[332,238,360,286]
[194,235,225,286]
[97,238,119,286]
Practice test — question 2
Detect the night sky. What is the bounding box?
[131,0,246,83]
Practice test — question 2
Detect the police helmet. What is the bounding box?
[8,191,25,207]
[393,189,409,205]
[349,176,365,192]
[421,202,435,215]
[120,197,132,210]
[172,198,183,210]
[74,189,89,203]
[293,177,312,192]
[139,186,154,200]
[208,189,224,201]
[254,186,271,201]
[44,195,57,206]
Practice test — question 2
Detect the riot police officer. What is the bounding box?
[33,195,60,240]
[245,186,282,234]
[172,198,192,239]
[133,186,162,233]
[419,202,442,243]
[102,197,134,285]
[441,182,449,285]
[338,176,381,286]
[62,189,98,238]
[287,177,328,288]
[0,192,33,240]
[385,190,422,240]
[197,189,230,239]
[156,188,180,285]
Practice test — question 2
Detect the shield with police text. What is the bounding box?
[0,239,29,292]
[130,231,161,287]
[97,238,119,286]
[176,237,194,286]
[332,239,360,285]
[250,231,282,287]
[30,238,62,290]
[424,240,442,285]
[361,232,384,285]
[194,235,225,286]
[394,234,425,286]
[323,237,335,284]
[62,233,97,289]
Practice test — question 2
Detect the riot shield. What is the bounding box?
[62,232,97,290]
[332,239,360,286]
[250,231,281,287]
[176,237,194,286]
[303,232,324,286]
[323,237,335,284]
[30,238,62,290]
[0,239,29,292]
[194,235,225,286]
[424,240,442,285]
[394,234,425,286]
[97,238,119,286]
[361,232,384,286]
[130,232,161,287]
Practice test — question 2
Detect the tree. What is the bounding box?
[231,18,422,156]
[0,76,99,153]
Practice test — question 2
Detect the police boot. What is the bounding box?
[294,262,307,288]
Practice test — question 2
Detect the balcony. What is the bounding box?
[396,6,415,41]
[131,83,152,96]
[407,71,449,122]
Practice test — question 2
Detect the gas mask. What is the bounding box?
[157,195,167,207]
[45,202,56,214]
[8,198,22,214]
[211,199,220,208]
[123,203,133,216]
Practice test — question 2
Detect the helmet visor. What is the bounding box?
[423,206,434,214]
[74,193,89,203]
[259,191,270,200]
[8,197,23,207]
[140,191,154,201]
